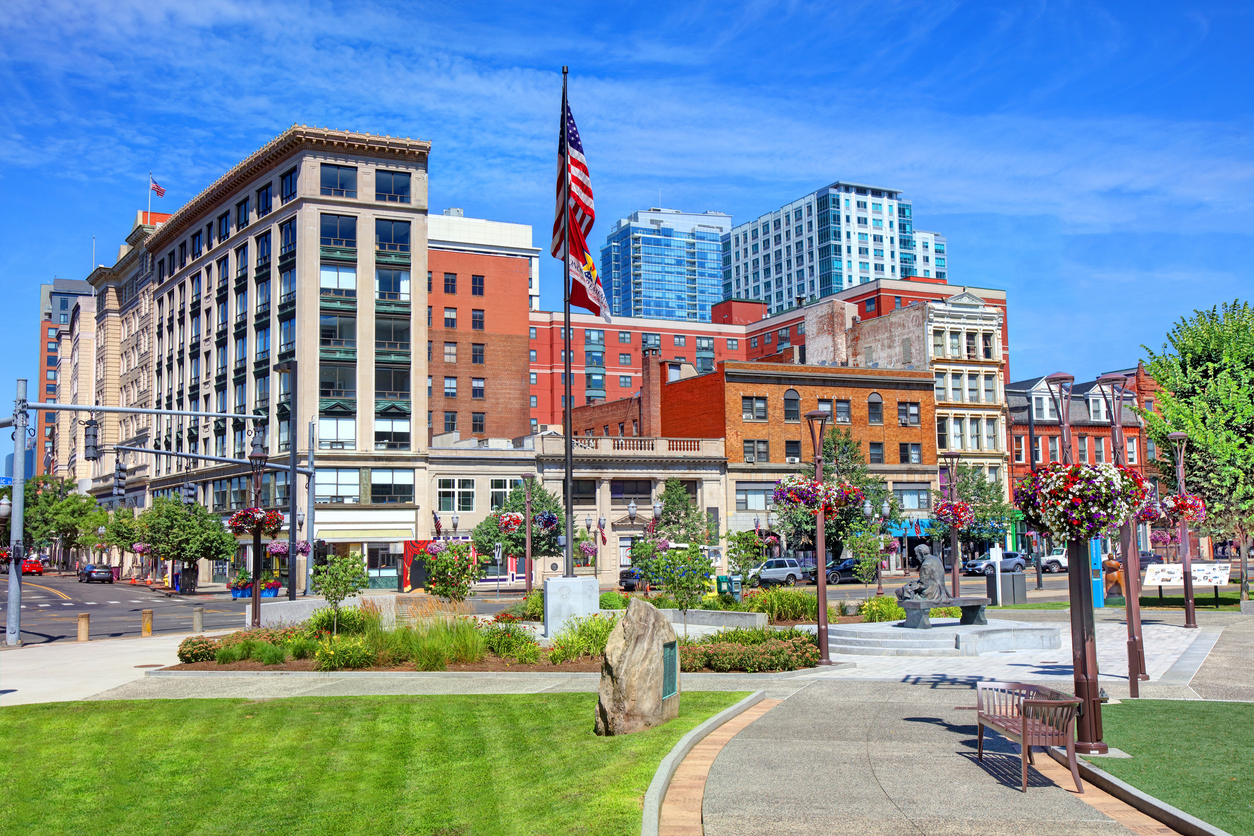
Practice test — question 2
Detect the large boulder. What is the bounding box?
[594,598,680,736]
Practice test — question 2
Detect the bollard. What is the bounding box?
[192,605,204,634]
[141,609,153,637]
[77,613,90,642]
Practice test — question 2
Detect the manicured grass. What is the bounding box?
[1094,699,1253,836]
[0,692,747,836]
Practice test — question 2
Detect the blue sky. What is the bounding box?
[1,0,1251,414]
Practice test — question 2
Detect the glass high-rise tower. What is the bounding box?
[599,208,731,322]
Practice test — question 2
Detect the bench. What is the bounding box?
[900,596,991,629]
[976,681,1083,793]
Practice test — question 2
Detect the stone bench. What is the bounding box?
[900,596,991,629]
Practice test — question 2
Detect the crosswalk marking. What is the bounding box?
[61,602,74,606]
[86,601,98,605]
[37,604,50,607]
[107,601,120,604]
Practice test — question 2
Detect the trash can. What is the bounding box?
[716,575,730,596]
[987,572,1028,605]
[111,566,121,582]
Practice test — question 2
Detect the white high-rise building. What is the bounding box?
[722,181,945,315]
[912,230,948,281]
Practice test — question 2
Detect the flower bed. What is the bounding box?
[679,627,819,672]
[1014,463,1146,539]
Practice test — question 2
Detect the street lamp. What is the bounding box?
[805,408,833,666]
[451,514,459,535]
[862,498,891,596]
[942,450,962,598]
[1096,372,1149,694]
[1167,431,1197,629]
[628,500,638,522]
[585,515,593,532]
[297,510,305,531]
[652,500,663,520]
[247,433,269,629]
[521,474,535,595]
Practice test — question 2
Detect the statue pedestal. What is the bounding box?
[543,576,599,637]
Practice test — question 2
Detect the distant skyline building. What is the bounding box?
[36,277,94,475]
[600,208,731,322]
[722,181,946,316]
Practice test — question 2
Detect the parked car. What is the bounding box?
[752,557,803,587]
[78,563,114,584]
[963,551,1026,576]
[1042,548,1068,573]
[1137,552,1164,571]
[825,558,859,585]
[20,558,43,575]
[619,567,641,592]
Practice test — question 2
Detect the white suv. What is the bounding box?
[752,557,802,587]
[1042,548,1068,573]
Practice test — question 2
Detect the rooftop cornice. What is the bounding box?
[147,125,430,252]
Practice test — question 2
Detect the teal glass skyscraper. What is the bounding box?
[599,208,731,322]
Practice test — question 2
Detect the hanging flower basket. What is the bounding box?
[293,540,311,556]
[425,540,448,556]
[266,541,289,556]
[578,540,597,559]
[1014,463,1147,540]
[535,511,559,532]
[773,475,864,516]
[933,500,975,530]
[228,508,285,537]
[132,543,151,555]
[498,512,524,533]
[1150,528,1180,547]
[1162,493,1206,523]
[1135,499,1166,524]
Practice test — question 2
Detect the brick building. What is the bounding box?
[35,278,94,475]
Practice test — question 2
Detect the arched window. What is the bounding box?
[867,393,884,425]
[783,389,800,422]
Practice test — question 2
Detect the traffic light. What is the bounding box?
[313,540,329,568]
[181,482,198,506]
[83,420,100,461]
[113,460,127,496]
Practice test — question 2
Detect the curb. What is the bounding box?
[1046,747,1234,836]
[640,690,764,836]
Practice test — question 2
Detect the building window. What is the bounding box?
[937,418,948,451]
[443,411,458,432]
[984,375,996,404]
[867,394,883,424]
[375,268,410,301]
[618,353,632,365]
[1013,435,1024,463]
[868,442,884,464]
[444,308,457,328]
[256,183,273,217]
[1078,436,1090,462]
[375,170,411,203]
[952,417,965,451]
[619,331,632,343]
[530,395,538,408]
[530,372,537,385]
[320,214,357,248]
[783,389,800,422]
[472,378,485,399]
[374,418,410,450]
[529,349,537,362]
[750,337,757,349]
[1127,437,1138,464]
[835,399,852,424]
[968,376,979,403]
[893,487,930,510]
[443,377,457,398]
[280,168,297,203]
[371,469,414,504]
[898,443,922,464]
[472,412,486,434]
[320,164,357,198]
[727,339,739,350]
[785,440,801,460]
[471,310,484,330]
[865,299,875,312]
[443,273,457,294]
[897,402,920,426]
[674,335,686,347]
[1094,437,1105,463]
[742,396,767,421]
[742,440,769,463]
[472,344,485,364]
[734,486,775,512]
[443,342,457,363]
[982,333,994,359]
[316,468,360,504]
[490,478,522,510]
[1049,436,1060,462]
[471,274,484,296]
[985,419,998,451]
[437,478,475,512]
[375,219,410,252]
[619,375,631,388]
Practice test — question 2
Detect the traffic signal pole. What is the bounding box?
[6,380,28,645]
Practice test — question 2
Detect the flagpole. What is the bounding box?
[561,65,575,579]
[148,172,152,223]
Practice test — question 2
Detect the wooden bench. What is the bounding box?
[976,681,1083,793]
[900,596,991,629]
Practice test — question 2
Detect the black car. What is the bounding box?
[825,558,858,585]
[1138,552,1164,571]
[618,567,640,592]
[78,563,114,584]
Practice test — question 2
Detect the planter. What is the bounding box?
[230,587,252,599]
[260,587,280,598]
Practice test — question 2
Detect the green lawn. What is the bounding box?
[0,692,746,836]
[1094,700,1252,836]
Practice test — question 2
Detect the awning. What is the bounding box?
[887,519,934,537]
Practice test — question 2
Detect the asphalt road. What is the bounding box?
[0,574,249,646]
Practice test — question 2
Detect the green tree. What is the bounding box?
[654,544,711,636]
[1141,301,1254,600]
[776,426,899,556]
[22,476,78,560]
[846,526,883,598]
[137,498,236,592]
[49,493,104,565]
[930,464,1014,554]
[470,483,563,564]
[107,506,141,566]
[726,529,767,585]
[656,478,716,546]
[420,541,485,602]
[311,552,369,635]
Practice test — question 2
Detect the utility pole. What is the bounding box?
[6,380,28,646]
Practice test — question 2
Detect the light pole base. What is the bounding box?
[816,659,835,666]
[1075,741,1109,755]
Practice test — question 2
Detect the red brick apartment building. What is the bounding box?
[426,248,531,442]
[531,276,1011,429]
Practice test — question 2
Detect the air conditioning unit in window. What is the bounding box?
[785,456,800,464]
[745,456,756,463]
[899,419,910,426]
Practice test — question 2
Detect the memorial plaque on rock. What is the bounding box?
[594,598,680,736]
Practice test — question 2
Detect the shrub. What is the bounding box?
[257,642,288,666]
[599,591,627,610]
[859,596,905,622]
[492,610,521,623]
[308,606,367,636]
[414,641,447,671]
[698,593,745,611]
[285,636,318,660]
[705,626,817,647]
[218,626,305,648]
[548,613,619,664]
[447,619,487,663]
[177,635,219,663]
[482,622,541,664]
[700,638,819,672]
[420,540,485,602]
[678,643,707,672]
[314,635,377,671]
[215,644,246,664]
[522,590,545,621]
[744,588,818,623]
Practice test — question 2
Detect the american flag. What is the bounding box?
[432,511,442,538]
[598,517,607,546]
[150,176,166,198]
[551,95,610,322]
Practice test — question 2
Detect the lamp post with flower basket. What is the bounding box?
[941,450,963,597]
[1166,431,1202,629]
[1096,372,1149,693]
